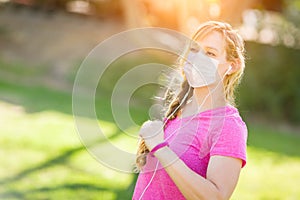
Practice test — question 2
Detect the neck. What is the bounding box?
[180,83,227,117]
[195,82,227,107]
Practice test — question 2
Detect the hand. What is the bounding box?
[139,120,165,151]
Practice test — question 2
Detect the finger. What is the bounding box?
[141,120,153,128]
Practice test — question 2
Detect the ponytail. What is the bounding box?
[135,80,193,171]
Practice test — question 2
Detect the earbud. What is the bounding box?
[226,65,232,75]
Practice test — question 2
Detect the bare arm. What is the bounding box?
[154,147,242,200]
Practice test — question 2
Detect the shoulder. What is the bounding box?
[209,105,248,148]
[210,107,248,167]
[224,105,248,137]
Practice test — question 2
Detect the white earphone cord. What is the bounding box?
[138,86,191,200]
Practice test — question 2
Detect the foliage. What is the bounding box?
[237,41,300,123]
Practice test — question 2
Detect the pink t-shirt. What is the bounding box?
[133,105,248,200]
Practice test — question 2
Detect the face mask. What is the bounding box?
[183,51,219,88]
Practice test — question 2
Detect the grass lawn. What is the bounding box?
[232,126,300,200]
[0,80,300,200]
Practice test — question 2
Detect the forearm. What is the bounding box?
[154,147,222,200]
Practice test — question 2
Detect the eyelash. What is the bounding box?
[190,46,200,53]
[206,51,216,57]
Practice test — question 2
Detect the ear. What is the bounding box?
[227,59,241,75]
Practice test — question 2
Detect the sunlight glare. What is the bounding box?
[187,16,201,35]
[209,3,220,18]
[66,0,91,14]
[0,0,9,3]
[239,9,259,41]
[283,34,295,47]
[258,28,278,45]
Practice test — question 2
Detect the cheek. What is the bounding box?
[216,63,229,77]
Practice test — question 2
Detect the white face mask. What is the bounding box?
[183,51,219,88]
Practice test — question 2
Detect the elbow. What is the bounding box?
[181,175,230,200]
[195,187,227,200]
[213,192,225,200]
[207,190,230,200]
[187,188,224,200]
[201,180,229,200]
[201,192,224,200]
[200,194,224,200]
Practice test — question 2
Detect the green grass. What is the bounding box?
[0,80,139,200]
[0,102,138,200]
[232,126,300,200]
[0,80,300,200]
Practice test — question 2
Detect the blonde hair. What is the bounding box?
[135,21,246,171]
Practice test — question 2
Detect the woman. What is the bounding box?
[133,21,247,200]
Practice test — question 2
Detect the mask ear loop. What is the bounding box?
[161,41,195,123]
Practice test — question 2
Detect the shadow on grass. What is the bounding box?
[2,79,300,158]
[0,182,138,200]
[0,183,120,200]
[0,80,74,115]
[0,77,148,124]
[0,146,85,185]
[0,128,138,200]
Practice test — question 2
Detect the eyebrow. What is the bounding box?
[205,46,219,53]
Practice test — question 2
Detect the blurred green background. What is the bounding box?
[0,0,300,199]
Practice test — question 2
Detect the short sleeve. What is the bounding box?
[210,117,248,168]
